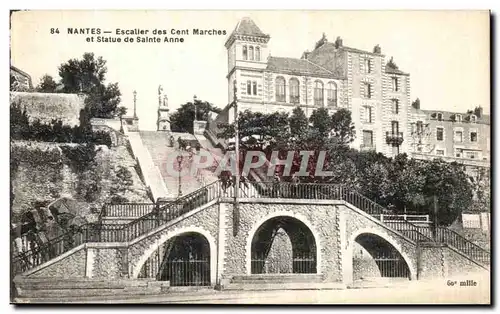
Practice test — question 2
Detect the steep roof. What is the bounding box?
[232,17,268,38]
[385,59,409,76]
[420,109,490,125]
[225,17,270,48]
[267,56,335,78]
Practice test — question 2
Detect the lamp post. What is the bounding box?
[133,90,137,119]
[233,81,240,236]
[193,95,198,120]
[177,154,183,198]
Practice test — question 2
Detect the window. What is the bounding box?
[436,127,444,141]
[327,82,337,106]
[470,115,477,123]
[437,113,443,121]
[391,121,399,135]
[391,77,398,91]
[362,130,374,147]
[314,80,324,106]
[454,130,463,142]
[465,151,479,159]
[416,121,423,134]
[255,47,260,61]
[252,81,257,95]
[470,131,478,142]
[275,77,286,102]
[289,78,300,103]
[246,80,251,95]
[364,58,371,74]
[363,82,372,99]
[436,149,445,156]
[392,99,399,114]
[456,114,462,123]
[243,45,248,60]
[249,46,254,61]
[417,146,423,152]
[455,148,463,158]
[364,106,372,123]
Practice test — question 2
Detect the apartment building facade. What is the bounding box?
[224,17,411,157]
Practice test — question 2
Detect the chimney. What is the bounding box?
[335,36,343,48]
[412,98,420,110]
[373,44,382,54]
[301,50,310,60]
[474,106,483,118]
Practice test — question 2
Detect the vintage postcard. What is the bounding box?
[9,10,491,304]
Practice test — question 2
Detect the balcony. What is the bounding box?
[386,132,404,145]
[360,144,376,152]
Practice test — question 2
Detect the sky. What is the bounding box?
[10,10,490,131]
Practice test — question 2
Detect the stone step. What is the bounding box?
[231,274,324,284]
[223,281,345,291]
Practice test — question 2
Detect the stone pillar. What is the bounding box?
[417,243,446,280]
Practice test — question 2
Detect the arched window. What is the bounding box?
[314,80,324,106]
[327,81,337,107]
[249,46,254,61]
[255,47,261,61]
[243,45,248,60]
[275,77,286,102]
[289,78,300,103]
[437,112,443,121]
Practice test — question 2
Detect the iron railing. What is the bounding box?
[436,227,490,265]
[11,180,490,275]
[102,203,156,218]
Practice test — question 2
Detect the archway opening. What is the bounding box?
[138,232,211,286]
[251,216,317,274]
[353,233,410,280]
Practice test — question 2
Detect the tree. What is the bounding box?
[309,107,332,139]
[36,74,58,93]
[170,99,222,133]
[117,106,128,119]
[289,107,308,139]
[58,53,121,118]
[331,108,355,145]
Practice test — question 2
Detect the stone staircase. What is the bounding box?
[223,274,344,291]
[13,277,170,302]
[140,131,203,199]
[125,131,169,201]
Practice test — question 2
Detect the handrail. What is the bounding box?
[12,180,490,275]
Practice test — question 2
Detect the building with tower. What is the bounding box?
[223,17,412,157]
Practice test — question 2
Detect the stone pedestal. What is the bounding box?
[193,120,207,135]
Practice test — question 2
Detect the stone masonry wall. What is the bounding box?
[27,248,86,278]
[128,202,220,278]
[222,202,342,282]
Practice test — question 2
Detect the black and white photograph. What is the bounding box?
[8,10,491,304]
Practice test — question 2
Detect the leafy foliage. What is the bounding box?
[217,106,474,226]
[36,74,58,93]
[10,100,112,146]
[170,99,222,133]
[58,53,121,118]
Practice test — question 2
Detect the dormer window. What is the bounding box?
[437,112,443,121]
[456,114,462,123]
[242,45,248,60]
[470,115,477,123]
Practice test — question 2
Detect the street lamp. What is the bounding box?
[193,95,198,121]
[133,90,137,118]
[177,154,183,197]
[233,81,240,236]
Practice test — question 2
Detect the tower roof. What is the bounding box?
[225,17,270,48]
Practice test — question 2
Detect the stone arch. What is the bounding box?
[132,226,217,285]
[347,227,416,281]
[245,211,322,275]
